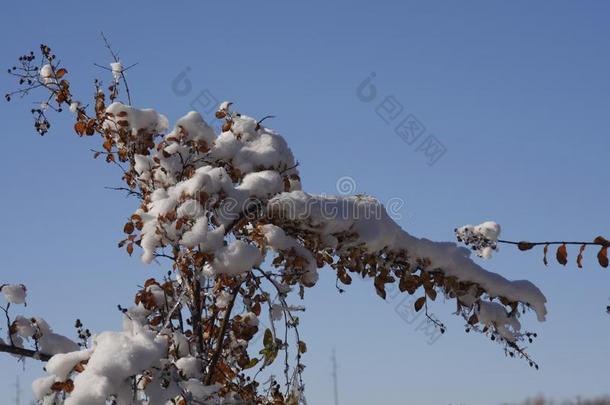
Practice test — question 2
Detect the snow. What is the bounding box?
[46,350,92,381]
[180,217,225,251]
[168,110,216,145]
[12,315,35,337]
[238,311,259,327]
[1,284,27,304]
[138,166,290,263]
[65,327,167,404]
[175,356,203,379]
[133,154,153,179]
[177,199,205,219]
[125,103,300,270]
[478,301,521,342]
[137,165,235,262]
[122,304,151,334]
[39,64,53,84]
[146,284,170,309]
[9,315,78,356]
[231,114,258,136]
[218,101,232,111]
[110,61,122,82]
[182,379,219,402]
[208,240,263,276]
[104,102,169,136]
[232,130,296,174]
[215,290,233,309]
[267,192,547,322]
[455,221,501,259]
[210,131,242,161]
[476,221,501,241]
[260,224,318,285]
[207,115,297,175]
[69,101,80,113]
[237,170,283,198]
[32,375,56,402]
[33,317,80,355]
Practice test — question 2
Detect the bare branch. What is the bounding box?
[204,282,242,385]
[498,239,609,248]
[0,342,51,362]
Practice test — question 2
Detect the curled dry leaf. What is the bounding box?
[74,121,86,135]
[338,269,352,285]
[123,222,135,234]
[374,277,386,300]
[243,358,259,370]
[222,121,232,132]
[518,241,536,251]
[426,286,437,301]
[55,68,67,78]
[556,244,568,266]
[468,314,479,325]
[298,341,307,354]
[598,246,609,268]
[577,244,586,269]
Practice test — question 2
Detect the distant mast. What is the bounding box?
[15,376,20,405]
[331,349,339,405]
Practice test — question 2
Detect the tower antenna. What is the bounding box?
[15,376,21,405]
[331,349,339,405]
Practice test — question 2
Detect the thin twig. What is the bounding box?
[279,162,299,175]
[204,282,242,385]
[498,239,609,247]
[100,32,134,105]
[1,304,14,346]
[162,289,187,330]
[104,186,143,199]
[0,342,52,362]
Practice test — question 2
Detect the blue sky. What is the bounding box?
[1,1,609,404]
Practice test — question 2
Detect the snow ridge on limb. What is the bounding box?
[265,192,546,349]
[267,193,546,319]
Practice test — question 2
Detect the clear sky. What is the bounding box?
[1,1,609,404]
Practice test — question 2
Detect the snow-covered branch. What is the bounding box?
[4,44,550,404]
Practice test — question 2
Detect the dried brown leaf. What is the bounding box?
[577,244,586,269]
[518,241,536,251]
[556,244,568,266]
[598,246,609,268]
[414,296,426,312]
